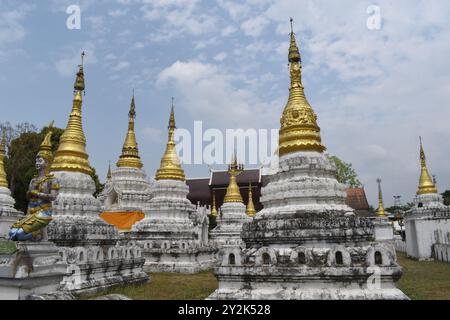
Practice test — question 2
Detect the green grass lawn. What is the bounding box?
[85,253,450,300]
[0,240,16,255]
[86,270,218,300]
[397,252,450,300]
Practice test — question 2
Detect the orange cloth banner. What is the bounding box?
[100,211,145,232]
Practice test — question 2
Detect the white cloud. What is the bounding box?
[214,52,228,62]
[0,4,34,47]
[157,60,279,129]
[112,61,131,71]
[241,16,269,37]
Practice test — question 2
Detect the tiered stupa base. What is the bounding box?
[209,152,408,300]
[0,241,67,300]
[373,217,394,242]
[209,211,407,300]
[130,179,215,273]
[0,186,22,239]
[99,167,152,232]
[210,202,252,248]
[48,172,148,295]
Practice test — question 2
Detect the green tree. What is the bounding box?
[329,155,362,188]
[442,190,450,206]
[6,131,41,212]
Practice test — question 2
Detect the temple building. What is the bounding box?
[98,94,152,232]
[404,138,450,261]
[209,21,407,300]
[129,104,215,273]
[0,133,22,238]
[209,155,253,248]
[187,170,372,217]
[46,56,148,294]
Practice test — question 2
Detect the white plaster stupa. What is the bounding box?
[130,104,215,273]
[98,94,153,232]
[209,22,408,300]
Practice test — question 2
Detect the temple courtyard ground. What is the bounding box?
[85,252,450,300]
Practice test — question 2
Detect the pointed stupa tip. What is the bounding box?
[211,189,218,217]
[129,90,136,118]
[417,137,438,195]
[224,153,244,203]
[278,17,325,156]
[288,18,301,63]
[74,52,85,92]
[107,161,112,180]
[51,56,93,175]
[246,182,256,217]
[169,97,176,130]
[376,178,386,217]
[0,131,7,188]
[154,102,185,181]
[116,92,143,169]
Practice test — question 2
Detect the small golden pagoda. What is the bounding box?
[116,93,143,169]
[0,132,8,188]
[210,190,218,217]
[279,18,326,157]
[417,137,438,195]
[51,52,93,175]
[155,102,186,181]
[223,154,244,203]
[376,178,386,217]
[246,183,256,217]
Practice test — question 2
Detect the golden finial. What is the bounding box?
[376,178,386,217]
[279,18,326,157]
[211,189,218,217]
[74,51,85,92]
[155,101,186,181]
[0,131,8,188]
[37,121,55,169]
[107,161,112,180]
[417,137,438,195]
[223,153,244,203]
[246,183,256,217]
[116,92,143,169]
[51,59,93,175]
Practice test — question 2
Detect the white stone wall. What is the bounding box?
[434,244,450,263]
[395,240,406,253]
[405,210,450,260]
[373,218,394,242]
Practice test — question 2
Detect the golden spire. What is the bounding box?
[279,18,326,157]
[223,154,244,203]
[376,178,386,217]
[38,121,55,173]
[155,100,186,181]
[0,132,8,188]
[107,161,112,180]
[211,189,218,217]
[417,137,438,195]
[117,92,143,169]
[246,183,256,217]
[51,52,93,175]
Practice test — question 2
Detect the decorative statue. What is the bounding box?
[9,124,60,241]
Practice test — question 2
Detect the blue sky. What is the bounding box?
[1,0,450,207]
